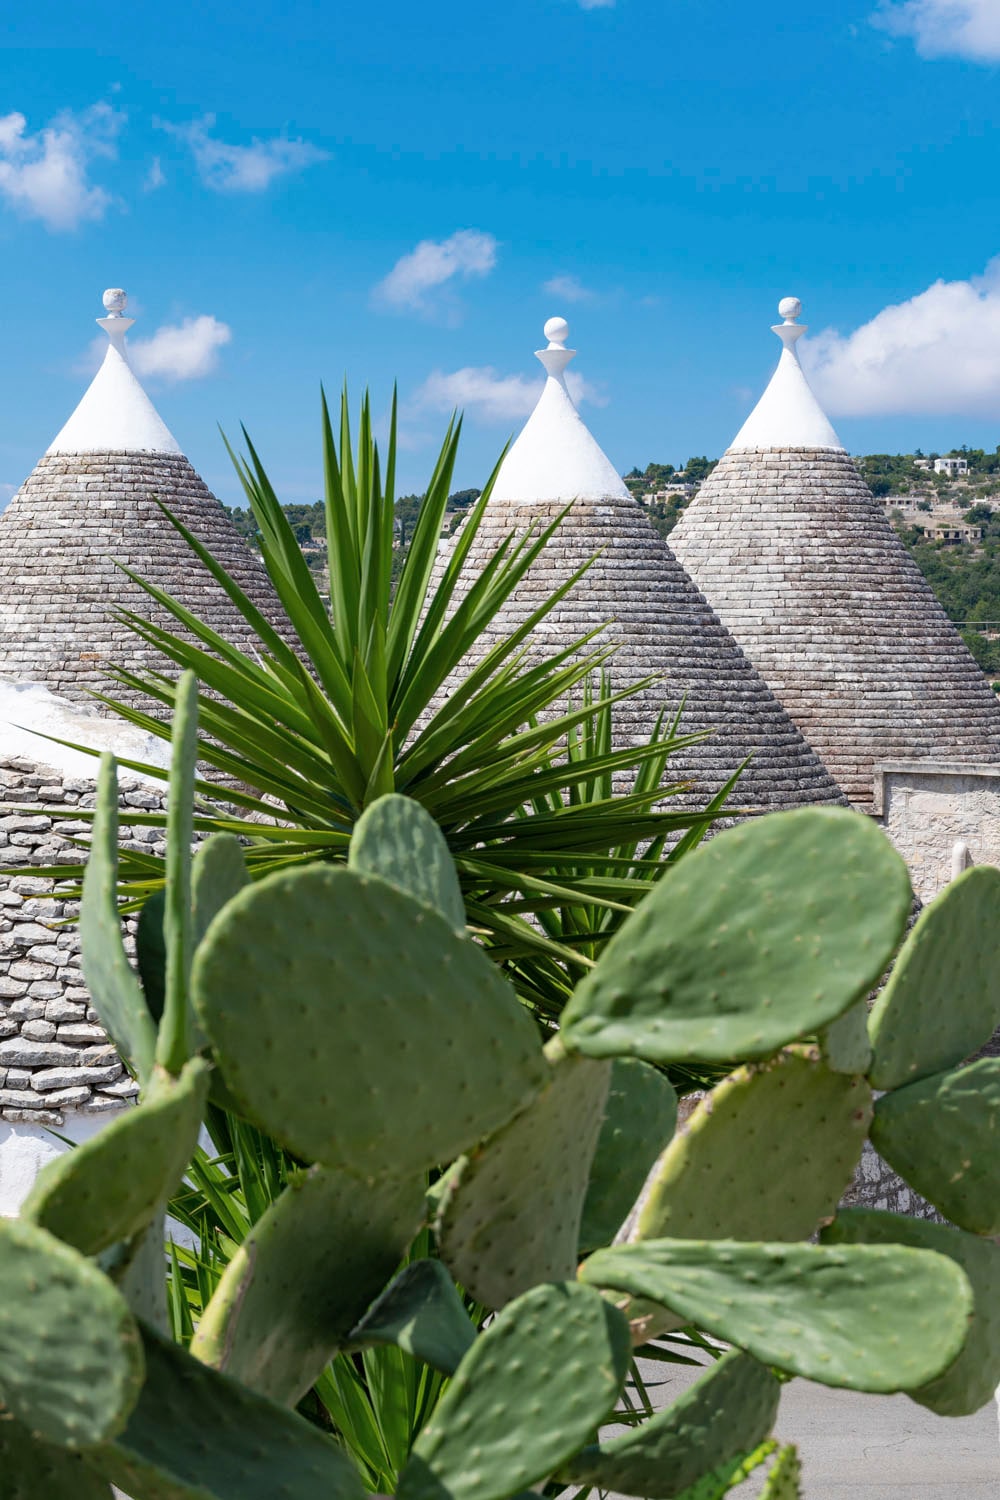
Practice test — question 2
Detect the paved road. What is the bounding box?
[765,1380,998,1498]
[636,1362,999,1498]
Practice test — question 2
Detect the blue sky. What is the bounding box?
[3,0,1000,504]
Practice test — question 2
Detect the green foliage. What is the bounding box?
[395,1283,630,1500]
[561,1351,779,1498]
[191,864,547,1176]
[94,1324,366,1500]
[868,863,1000,1088]
[79,751,157,1084]
[760,1445,802,1499]
[0,1415,114,1500]
[435,1043,610,1307]
[0,1215,145,1447]
[870,1058,1000,1234]
[22,1057,209,1256]
[349,1262,477,1377]
[561,807,911,1063]
[822,1210,1000,1417]
[189,1164,426,1405]
[580,1237,972,1392]
[634,1050,871,1242]
[579,1056,678,1252]
[349,792,465,932]
[49,394,719,1019]
[12,740,1000,1500]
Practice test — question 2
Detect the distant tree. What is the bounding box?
[446,488,481,511]
[682,456,716,484]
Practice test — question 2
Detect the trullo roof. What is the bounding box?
[440,317,844,811]
[669,298,1000,810]
[0,289,286,707]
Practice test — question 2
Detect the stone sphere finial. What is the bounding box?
[544,316,570,347]
[102,288,128,316]
[778,296,802,322]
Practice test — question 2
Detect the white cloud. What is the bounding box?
[874,0,1000,60]
[130,315,232,381]
[0,103,122,231]
[411,365,607,423]
[542,273,598,304]
[144,156,165,191]
[160,115,329,192]
[79,314,232,383]
[801,258,1000,416]
[373,230,498,316]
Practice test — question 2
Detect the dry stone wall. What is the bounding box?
[0,756,165,1124]
[876,761,1000,904]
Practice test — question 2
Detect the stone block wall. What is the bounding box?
[0,755,167,1127]
[875,759,1000,904]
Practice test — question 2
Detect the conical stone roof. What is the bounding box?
[439,318,844,812]
[669,298,1000,811]
[0,289,285,708]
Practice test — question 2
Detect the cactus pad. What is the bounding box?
[192,833,250,947]
[436,1045,610,1307]
[397,1282,630,1500]
[868,865,1000,1090]
[579,1056,678,1253]
[349,1260,476,1375]
[350,792,465,932]
[561,807,911,1064]
[819,1000,872,1075]
[136,888,167,1024]
[761,1445,803,1499]
[119,1213,169,1334]
[95,1323,366,1500]
[80,753,157,1083]
[870,1058,1000,1234]
[193,864,546,1175]
[0,1415,113,1500]
[0,1216,144,1446]
[158,667,200,1072]
[23,1058,210,1257]
[561,1350,779,1497]
[635,1051,871,1243]
[190,1163,425,1405]
[822,1208,1000,1416]
[580,1237,972,1392]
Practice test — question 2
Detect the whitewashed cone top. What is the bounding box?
[48,289,182,457]
[729,297,843,453]
[491,318,630,503]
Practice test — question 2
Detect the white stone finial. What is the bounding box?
[544,316,570,348]
[537,315,576,379]
[772,295,806,351]
[97,286,135,345]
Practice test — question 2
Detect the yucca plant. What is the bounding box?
[38,390,729,998]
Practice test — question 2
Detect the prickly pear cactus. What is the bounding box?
[10,762,1000,1500]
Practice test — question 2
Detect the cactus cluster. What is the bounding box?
[3,671,1000,1499]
